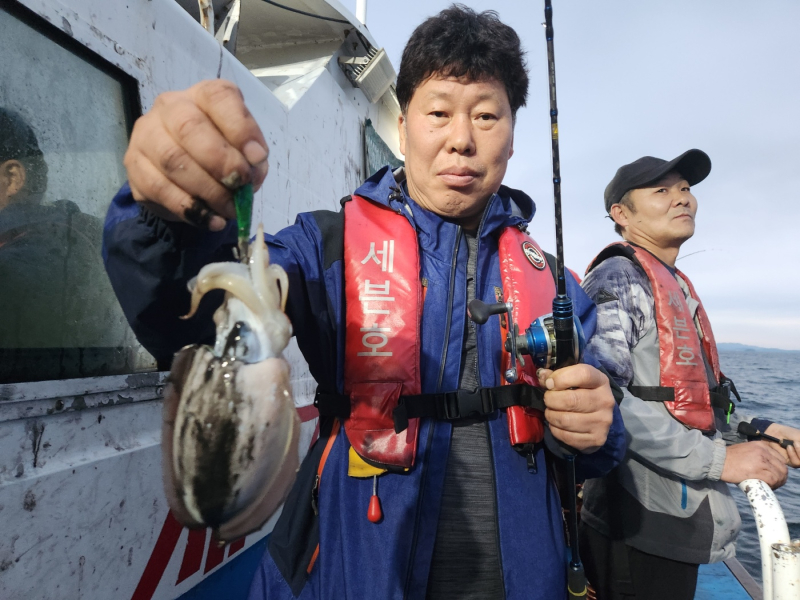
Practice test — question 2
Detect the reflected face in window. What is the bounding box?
[0,108,48,210]
[0,159,27,209]
[0,8,156,383]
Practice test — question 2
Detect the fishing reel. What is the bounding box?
[468,299,585,382]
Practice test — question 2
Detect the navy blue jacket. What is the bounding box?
[103,167,626,599]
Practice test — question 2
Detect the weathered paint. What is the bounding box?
[739,479,792,600]
[772,541,800,600]
[0,0,399,598]
[197,0,215,33]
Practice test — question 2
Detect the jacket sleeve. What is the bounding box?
[544,271,627,480]
[102,184,333,374]
[582,257,726,482]
[102,184,236,366]
[618,390,727,481]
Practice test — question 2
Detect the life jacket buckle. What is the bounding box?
[452,388,493,420]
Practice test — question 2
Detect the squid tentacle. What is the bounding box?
[182,272,266,320]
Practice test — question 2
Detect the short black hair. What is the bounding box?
[396,4,528,116]
[0,108,48,199]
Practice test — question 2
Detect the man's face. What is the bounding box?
[398,75,514,229]
[616,171,697,248]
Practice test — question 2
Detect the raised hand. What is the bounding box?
[124,79,269,231]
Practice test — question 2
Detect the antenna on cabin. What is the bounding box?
[356,0,367,25]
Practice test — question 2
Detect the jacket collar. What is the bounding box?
[354,166,537,240]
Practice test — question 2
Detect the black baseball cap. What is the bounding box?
[0,108,43,164]
[604,149,711,212]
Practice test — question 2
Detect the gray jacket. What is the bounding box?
[581,254,756,564]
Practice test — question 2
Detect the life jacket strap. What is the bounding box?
[392,385,546,433]
[628,378,739,415]
[313,392,352,418]
[313,385,546,434]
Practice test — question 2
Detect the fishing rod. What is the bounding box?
[544,0,575,368]
[543,2,587,598]
[467,2,587,596]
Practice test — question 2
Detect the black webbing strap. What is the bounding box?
[392,385,546,433]
[313,385,546,433]
[313,392,350,418]
[627,385,673,402]
[628,381,738,414]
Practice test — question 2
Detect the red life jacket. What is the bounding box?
[587,243,720,433]
[342,195,555,468]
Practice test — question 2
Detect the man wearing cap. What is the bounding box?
[0,107,49,209]
[578,149,800,599]
[0,107,122,381]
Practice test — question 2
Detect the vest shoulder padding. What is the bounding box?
[543,251,558,287]
[586,243,638,274]
[310,206,345,270]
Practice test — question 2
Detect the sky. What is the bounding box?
[337,0,800,350]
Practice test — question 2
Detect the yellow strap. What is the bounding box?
[348,447,388,478]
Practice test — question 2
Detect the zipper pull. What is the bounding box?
[367,475,383,523]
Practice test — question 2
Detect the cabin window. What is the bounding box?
[0,5,156,383]
[364,119,403,178]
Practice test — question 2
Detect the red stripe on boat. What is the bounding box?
[204,538,226,573]
[227,538,246,557]
[296,404,318,423]
[131,511,183,600]
[175,528,207,584]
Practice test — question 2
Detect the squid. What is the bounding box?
[162,223,300,543]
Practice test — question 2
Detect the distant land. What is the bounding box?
[718,343,800,353]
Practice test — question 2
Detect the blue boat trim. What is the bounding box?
[177,538,268,600]
[695,558,760,599]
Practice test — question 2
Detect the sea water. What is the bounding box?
[719,350,800,583]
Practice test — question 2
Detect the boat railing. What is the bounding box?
[739,479,800,599]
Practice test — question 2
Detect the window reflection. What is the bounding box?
[0,7,155,383]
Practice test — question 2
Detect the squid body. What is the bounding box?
[162,224,300,543]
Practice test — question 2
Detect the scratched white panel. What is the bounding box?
[0,0,398,597]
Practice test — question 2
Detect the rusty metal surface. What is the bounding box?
[772,541,800,600]
[0,373,167,423]
[739,479,792,600]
